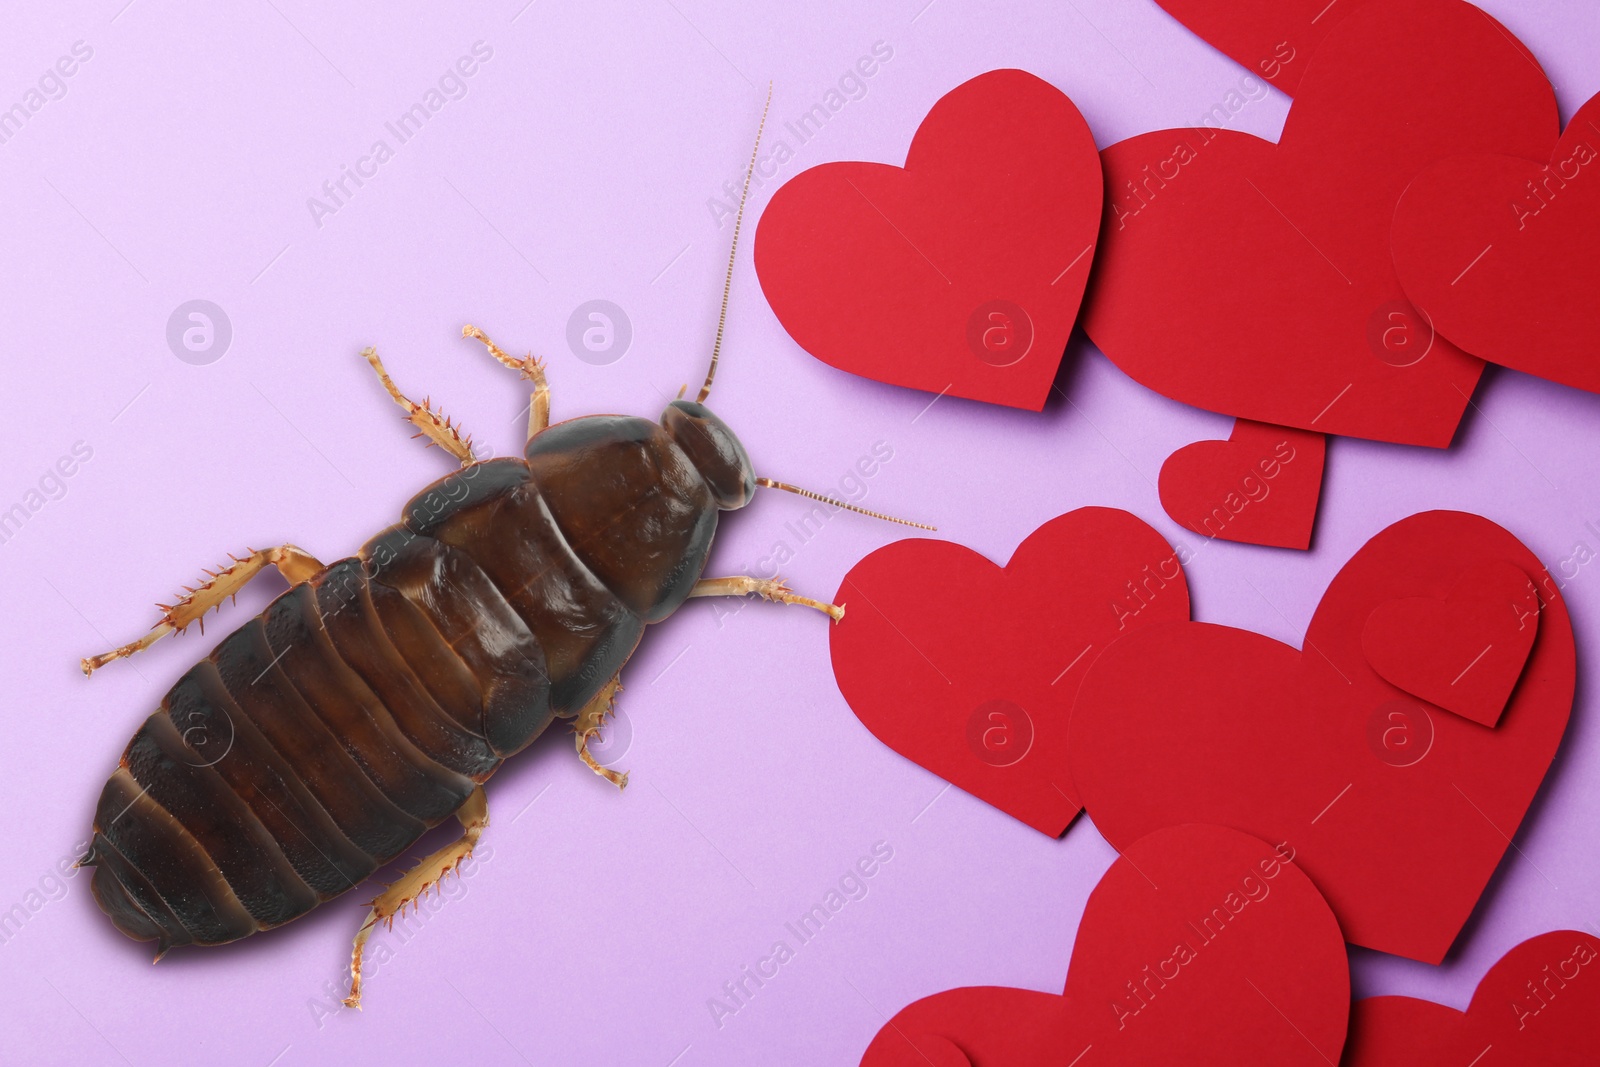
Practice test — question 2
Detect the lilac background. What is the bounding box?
[1,1,1597,1063]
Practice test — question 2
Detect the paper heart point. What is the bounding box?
[1158,419,1326,549]
[756,69,1103,410]
[1346,930,1600,1066]
[1070,511,1574,963]
[861,825,1349,1066]
[1362,559,1541,727]
[1392,90,1600,394]
[830,508,1188,836]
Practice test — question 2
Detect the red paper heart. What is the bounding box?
[830,508,1189,835]
[1391,91,1600,394]
[860,825,1349,1067]
[1082,0,1557,446]
[1345,930,1599,1066]
[1158,419,1326,549]
[1070,511,1574,963]
[1152,0,1370,94]
[1362,560,1541,727]
[755,69,1102,411]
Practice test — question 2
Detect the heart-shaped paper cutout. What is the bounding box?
[1082,0,1558,446]
[830,508,1188,835]
[1152,0,1365,94]
[1391,90,1600,395]
[860,824,1349,1066]
[1362,560,1540,727]
[1158,419,1326,549]
[755,68,1102,411]
[1345,930,1598,1066]
[1070,511,1574,963]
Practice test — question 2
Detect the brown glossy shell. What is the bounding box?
[88,414,723,952]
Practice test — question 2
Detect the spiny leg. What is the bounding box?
[81,544,325,676]
[462,324,550,442]
[345,785,489,1009]
[361,346,476,465]
[574,675,627,790]
[690,575,845,622]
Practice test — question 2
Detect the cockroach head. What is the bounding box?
[662,399,755,510]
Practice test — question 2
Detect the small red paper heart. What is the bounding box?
[1362,560,1540,727]
[1082,0,1557,446]
[755,69,1102,411]
[1070,511,1574,963]
[1391,90,1600,395]
[860,825,1350,1067]
[1158,419,1326,550]
[1345,930,1599,1066]
[830,508,1189,835]
[1151,0,1365,94]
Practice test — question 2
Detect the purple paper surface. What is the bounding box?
[1,1,1596,1064]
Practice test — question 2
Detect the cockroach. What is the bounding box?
[77,92,929,1007]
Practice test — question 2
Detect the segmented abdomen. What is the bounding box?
[90,417,719,954]
[87,550,520,952]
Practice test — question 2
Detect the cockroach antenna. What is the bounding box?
[697,86,935,533]
[698,81,772,404]
[755,477,937,531]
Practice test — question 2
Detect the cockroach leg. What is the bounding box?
[360,346,477,466]
[574,675,628,790]
[81,545,326,676]
[689,575,845,622]
[344,785,489,1009]
[461,324,550,441]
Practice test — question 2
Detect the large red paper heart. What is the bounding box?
[830,508,1188,836]
[1158,419,1325,550]
[1362,560,1541,727]
[1345,930,1599,1066]
[1391,90,1600,395]
[1152,0,1367,94]
[860,824,1349,1067]
[1082,0,1558,447]
[1070,511,1574,963]
[755,69,1101,411]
